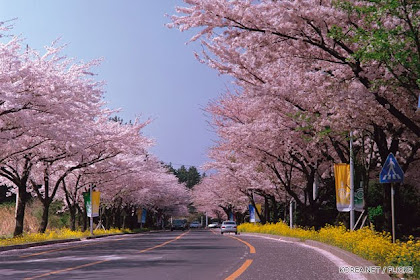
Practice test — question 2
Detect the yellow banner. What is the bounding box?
[255,203,262,222]
[334,164,351,212]
[91,191,100,217]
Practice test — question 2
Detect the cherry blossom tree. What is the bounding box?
[170,0,419,228]
[0,24,191,234]
[170,0,419,137]
[193,172,249,220]
[0,38,105,235]
[170,0,419,169]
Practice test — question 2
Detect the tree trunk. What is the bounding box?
[270,196,279,223]
[82,206,87,231]
[38,201,50,233]
[13,185,28,237]
[104,208,111,229]
[264,196,269,223]
[69,205,76,231]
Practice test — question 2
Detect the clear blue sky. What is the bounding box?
[0,1,229,171]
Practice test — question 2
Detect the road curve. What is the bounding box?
[232,232,357,280]
[0,229,371,280]
[0,230,248,280]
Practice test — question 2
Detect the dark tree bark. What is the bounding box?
[0,157,33,237]
[14,185,29,236]
[38,201,50,233]
[68,205,77,231]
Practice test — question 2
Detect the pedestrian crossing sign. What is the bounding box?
[379,153,404,184]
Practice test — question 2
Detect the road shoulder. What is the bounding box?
[241,232,391,280]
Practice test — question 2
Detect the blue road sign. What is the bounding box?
[380,153,404,183]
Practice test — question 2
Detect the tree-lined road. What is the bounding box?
[0,230,355,280]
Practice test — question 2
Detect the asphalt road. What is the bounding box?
[0,229,358,280]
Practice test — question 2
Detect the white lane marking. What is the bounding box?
[243,233,294,243]
[1,255,125,264]
[242,234,366,280]
[298,243,366,280]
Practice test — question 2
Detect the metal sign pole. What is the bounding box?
[90,185,93,236]
[391,183,395,243]
[289,199,293,229]
[379,153,403,243]
[349,131,355,231]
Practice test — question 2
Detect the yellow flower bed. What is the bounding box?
[0,228,128,247]
[238,222,420,278]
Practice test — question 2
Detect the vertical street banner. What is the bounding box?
[141,208,147,224]
[83,191,100,218]
[137,209,142,223]
[255,203,262,223]
[334,163,351,212]
[137,208,147,223]
[354,182,365,212]
[229,211,234,221]
[249,204,256,222]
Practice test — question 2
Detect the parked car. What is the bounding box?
[220,221,237,235]
[208,222,220,228]
[171,219,188,231]
[189,221,201,228]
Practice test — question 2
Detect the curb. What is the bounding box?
[0,230,155,253]
[84,233,126,240]
[0,238,81,252]
[304,239,391,280]
[241,232,391,280]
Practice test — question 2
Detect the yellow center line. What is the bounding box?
[19,238,125,259]
[24,232,189,280]
[225,259,253,280]
[138,232,187,253]
[229,236,256,254]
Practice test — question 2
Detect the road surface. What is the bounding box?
[0,229,357,280]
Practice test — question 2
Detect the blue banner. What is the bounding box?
[229,211,234,221]
[249,204,255,222]
[141,208,147,224]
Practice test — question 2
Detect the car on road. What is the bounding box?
[189,221,201,228]
[220,221,237,235]
[171,219,188,231]
[208,222,220,228]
